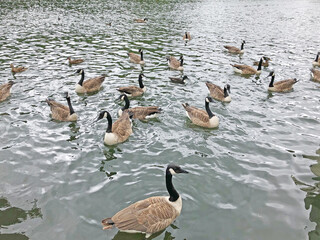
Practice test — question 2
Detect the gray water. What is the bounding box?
[1,0,320,239]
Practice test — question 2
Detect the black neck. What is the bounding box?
[180,58,184,66]
[78,71,85,86]
[66,97,75,115]
[140,51,144,61]
[122,95,130,111]
[205,100,214,118]
[106,113,112,133]
[224,87,229,98]
[185,32,188,38]
[257,59,263,71]
[166,170,179,202]
[269,75,275,87]
[316,54,319,62]
[138,75,144,89]
[241,42,244,50]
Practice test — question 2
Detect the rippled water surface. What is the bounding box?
[1,0,320,239]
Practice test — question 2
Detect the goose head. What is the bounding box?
[75,69,84,75]
[97,110,109,121]
[225,84,231,93]
[267,71,275,78]
[167,164,189,175]
[205,97,214,103]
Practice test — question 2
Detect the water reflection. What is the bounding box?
[292,148,320,240]
[111,229,177,240]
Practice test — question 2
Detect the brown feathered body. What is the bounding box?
[224,45,242,54]
[183,32,191,42]
[268,73,298,92]
[117,86,145,97]
[253,60,269,67]
[182,103,219,128]
[134,18,147,23]
[46,99,77,122]
[205,82,231,102]
[75,70,106,93]
[67,57,84,65]
[0,81,15,102]
[10,64,27,73]
[311,68,320,82]
[167,56,183,71]
[121,107,161,120]
[231,64,259,75]
[128,50,145,64]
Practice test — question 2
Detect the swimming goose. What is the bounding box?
[183,32,191,42]
[128,49,145,64]
[224,40,245,54]
[312,52,320,67]
[46,92,77,121]
[134,18,148,23]
[117,73,146,97]
[96,110,133,145]
[205,82,231,103]
[267,71,298,92]
[167,55,184,71]
[75,69,106,93]
[310,68,320,82]
[169,75,188,84]
[10,64,28,73]
[118,94,162,120]
[0,81,15,102]
[253,56,271,67]
[182,97,219,128]
[67,57,84,65]
[102,164,188,238]
[231,58,263,75]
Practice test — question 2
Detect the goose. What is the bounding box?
[46,92,77,121]
[96,110,133,145]
[253,56,271,67]
[117,73,146,97]
[134,18,148,23]
[75,69,106,93]
[231,58,263,75]
[128,49,145,65]
[169,75,188,84]
[0,81,15,102]
[67,57,84,65]
[267,71,298,92]
[183,32,191,42]
[205,82,231,103]
[10,64,27,73]
[312,52,320,67]
[167,55,184,71]
[102,164,188,238]
[224,40,245,54]
[310,68,320,82]
[182,97,219,128]
[118,94,162,120]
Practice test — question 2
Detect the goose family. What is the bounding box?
[75,69,106,93]
[117,73,146,97]
[206,82,231,103]
[118,94,162,120]
[183,32,191,42]
[128,49,145,64]
[231,58,263,75]
[10,64,27,73]
[310,68,320,82]
[224,40,245,54]
[102,164,188,238]
[46,92,77,122]
[182,97,219,128]
[67,57,84,65]
[267,71,298,92]
[96,110,133,145]
[169,75,188,84]
[253,56,271,67]
[167,55,184,71]
[0,81,15,102]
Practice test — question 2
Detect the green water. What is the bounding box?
[0,0,320,239]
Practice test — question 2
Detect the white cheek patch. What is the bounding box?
[104,112,108,118]
[169,168,176,175]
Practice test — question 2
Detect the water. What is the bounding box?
[0,0,320,239]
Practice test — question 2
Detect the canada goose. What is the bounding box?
[117,73,146,97]
[0,81,15,102]
[224,40,245,54]
[102,164,188,238]
[205,82,231,103]
[231,58,263,75]
[118,94,162,120]
[267,71,298,92]
[46,92,77,122]
[167,55,184,71]
[75,69,106,93]
[169,75,188,84]
[182,97,219,128]
[96,110,133,145]
[128,49,145,65]
[312,52,320,67]
[134,18,148,23]
[253,56,271,67]
[10,64,27,73]
[183,32,191,42]
[310,68,320,82]
[67,57,84,65]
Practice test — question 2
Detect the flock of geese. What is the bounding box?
[1,15,320,239]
